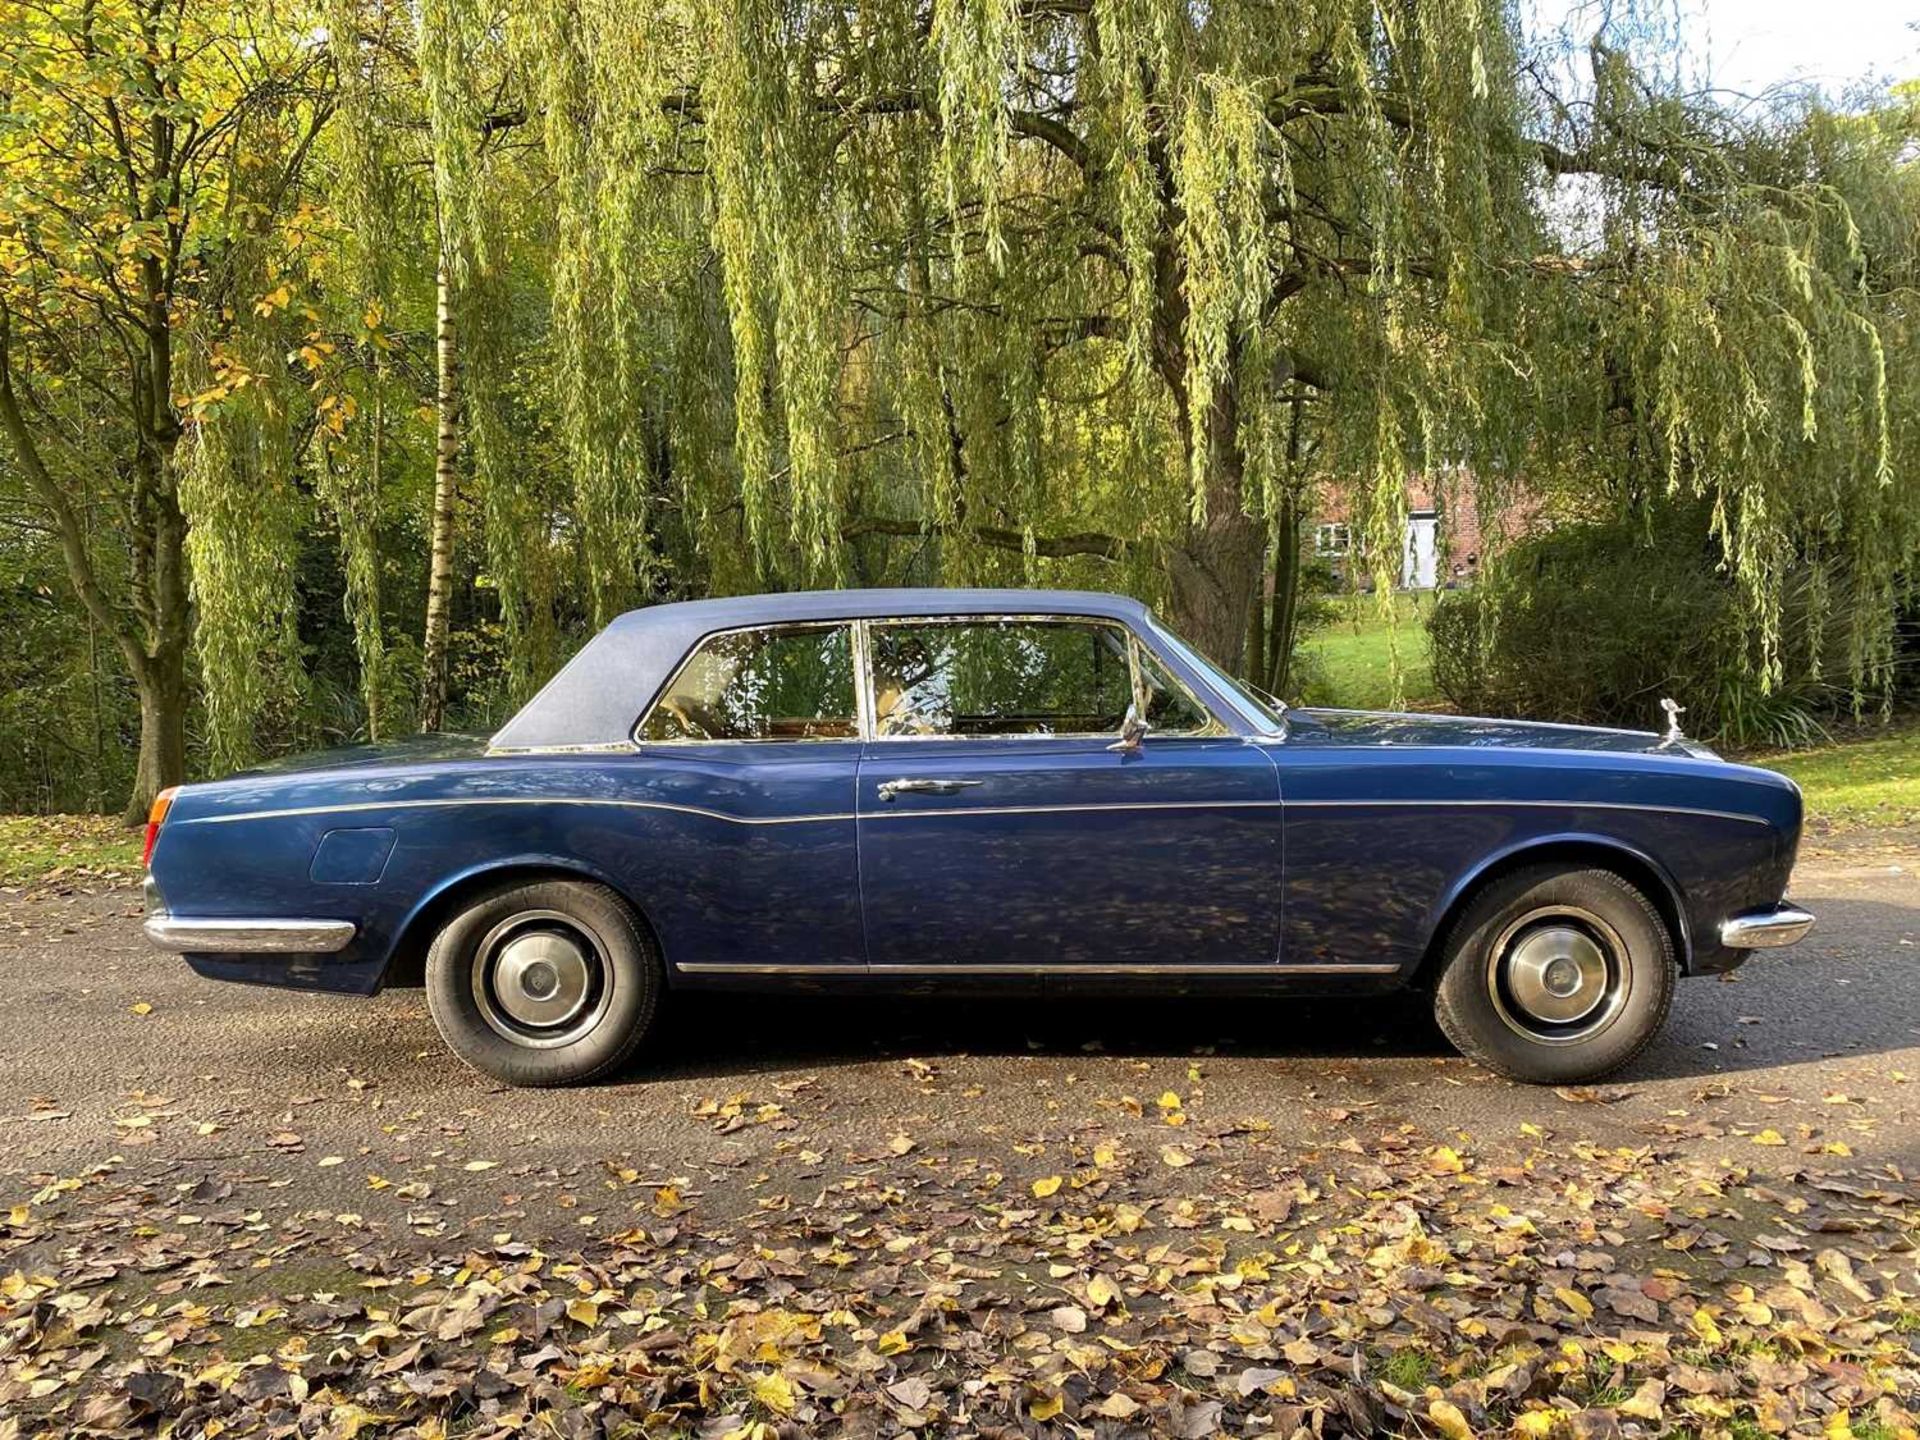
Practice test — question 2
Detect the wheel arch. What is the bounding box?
[1412,833,1691,987]
[377,857,664,990]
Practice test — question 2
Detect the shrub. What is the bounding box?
[1427,506,1864,748]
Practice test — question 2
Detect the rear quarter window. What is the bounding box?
[638,624,858,741]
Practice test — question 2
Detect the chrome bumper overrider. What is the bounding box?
[1719,903,1816,950]
[144,914,357,954]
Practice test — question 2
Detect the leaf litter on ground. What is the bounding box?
[0,1089,1915,1440]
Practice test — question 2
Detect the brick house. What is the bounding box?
[1312,470,1541,590]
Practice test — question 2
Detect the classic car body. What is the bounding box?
[144,588,1812,1085]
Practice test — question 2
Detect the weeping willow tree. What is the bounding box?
[1519,61,1920,706]
[389,0,1905,708]
[453,0,1537,668]
[318,0,560,741]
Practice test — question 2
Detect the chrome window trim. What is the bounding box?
[623,609,1237,751]
[487,740,637,757]
[630,619,866,748]
[862,613,1225,743]
[1142,616,1278,735]
[851,617,877,743]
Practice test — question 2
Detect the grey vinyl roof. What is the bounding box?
[489,588,1159,751]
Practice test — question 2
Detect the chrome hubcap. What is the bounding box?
[1487,907,1630,1045]
[471,910,609,1047]
[492,931,592,1028]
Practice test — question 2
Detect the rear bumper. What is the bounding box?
[143,871,357,955]
[1719,903,1816,950]
[144,913,357,954]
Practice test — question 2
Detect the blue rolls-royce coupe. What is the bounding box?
[142,588,1813,1087]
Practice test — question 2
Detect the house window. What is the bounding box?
[1314,523,1351,556]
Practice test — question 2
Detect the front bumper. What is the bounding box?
[1719,903,1816,950]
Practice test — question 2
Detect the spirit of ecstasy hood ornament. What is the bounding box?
[1658,697,1686,747]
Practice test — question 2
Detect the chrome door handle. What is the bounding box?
[876,778,984,802]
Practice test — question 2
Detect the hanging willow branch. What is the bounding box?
[341,0,1918,709]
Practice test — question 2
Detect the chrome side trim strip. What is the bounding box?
[190,797,863,827]
[863,799,1285,820]
[184,793,1768,828]
[145,915,357,954]
[1719,904,1815,949]
[674,961,1404,976]
[1282,798,1769,825]
[187,796,1284,826]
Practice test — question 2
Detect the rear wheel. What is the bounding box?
[1432,865,1675,1084]
[425,878,660,1087]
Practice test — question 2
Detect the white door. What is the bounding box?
[1402,514,1438,589]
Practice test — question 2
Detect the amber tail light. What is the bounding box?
[142,787,178,869]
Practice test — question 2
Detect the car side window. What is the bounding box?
[871,619,1136,737]
[638,624,858,741]
[1137,643,1211,734]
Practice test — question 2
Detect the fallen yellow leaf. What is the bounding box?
[1428,1398,1474,1440]
[750,1370,795,1416]
[1554,1286,1594,1320]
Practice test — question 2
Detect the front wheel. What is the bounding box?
[425,878,661,1087]
[1432,865,1675,1084]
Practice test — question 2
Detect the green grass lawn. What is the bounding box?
[1749,723,1920,833]
[1293,591,1441,711]
[0,813,142,887]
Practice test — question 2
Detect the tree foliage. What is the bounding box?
[1,0,1916,811]
[0,0,332,808]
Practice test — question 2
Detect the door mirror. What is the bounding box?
[1106,704,1152,755]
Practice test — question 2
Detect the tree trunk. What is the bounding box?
[419,257,458,733]
[365,386,387,743]
[1161,377,1265,670]
[1,300,190,823]
[1264,493,1303,696]
[1245,559,1266,687]
[1166,511,1264,669]
[125,643,188,824]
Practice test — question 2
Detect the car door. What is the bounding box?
[855,616,1282,971]
[629,621,865,971]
